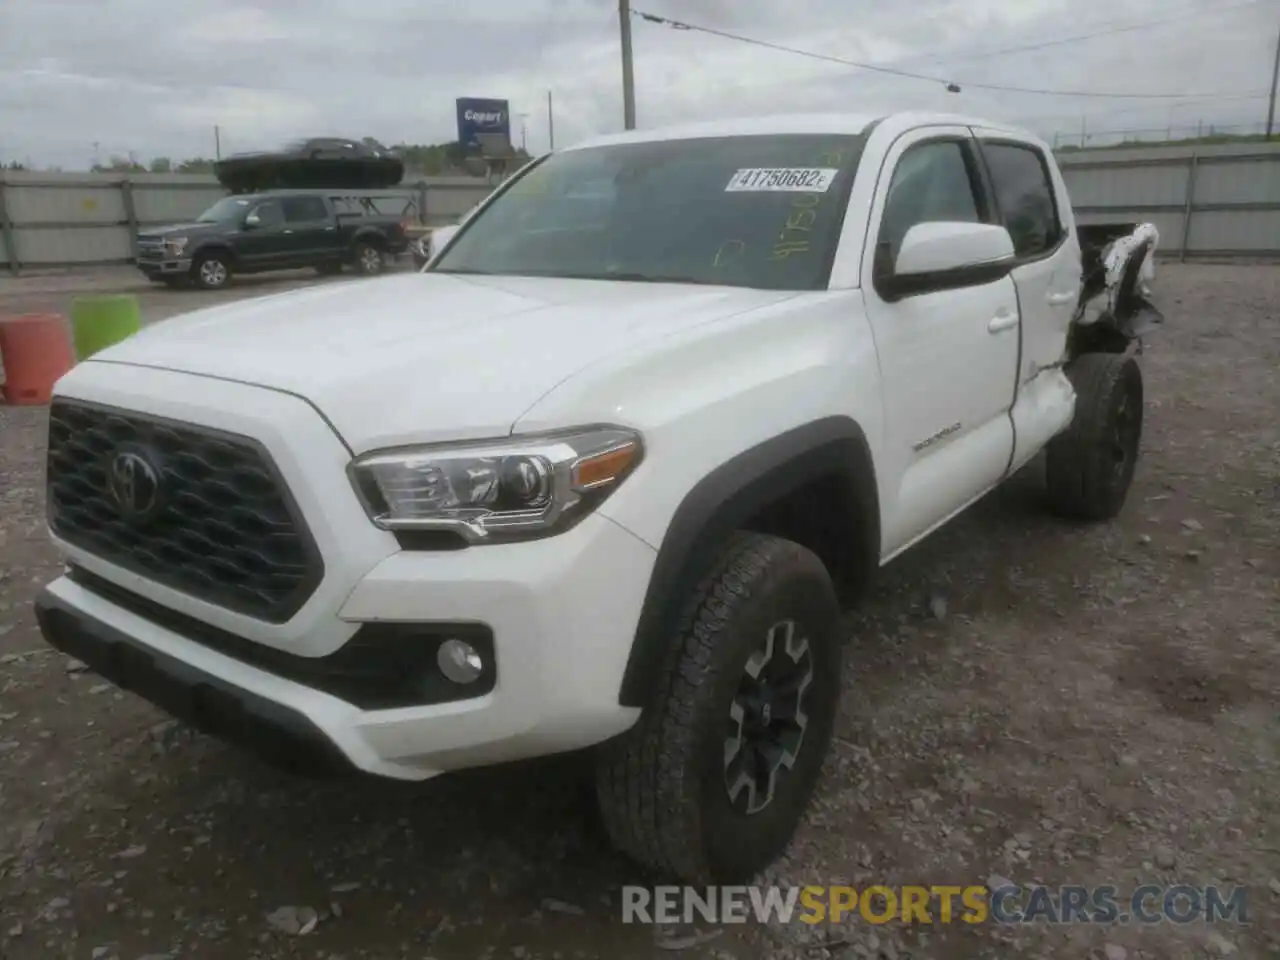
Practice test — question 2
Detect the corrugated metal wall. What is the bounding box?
[3,141,1278,270]
[1058,141,1280,258]
[0,171,499,270]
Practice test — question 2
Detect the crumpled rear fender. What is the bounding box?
[1071,221,1164,355]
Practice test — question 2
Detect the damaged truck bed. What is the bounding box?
[1070,221,1165,357]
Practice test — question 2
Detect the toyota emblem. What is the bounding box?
[107,449,162,518]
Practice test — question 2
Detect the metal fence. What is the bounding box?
[1056,140,1280,260]
[3,140,1278,271]
[1045,120,1268,152]
[0,171,500,271]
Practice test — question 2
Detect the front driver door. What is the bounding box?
[233,199,290,270]
[860,127,1021,556]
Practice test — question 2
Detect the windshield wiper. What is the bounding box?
[431,268,726,286]
[509,269,725,285]
[602,272,725,286]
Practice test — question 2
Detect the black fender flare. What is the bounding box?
[617,415,881,707]
[190,243,236,266]
[349,229,388,251]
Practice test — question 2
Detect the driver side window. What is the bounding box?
[877,140,983,273]
[249,200,284,228]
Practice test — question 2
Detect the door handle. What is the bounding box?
[988,312,1018,334]
[282,229,294,234]
[1047,291,1075,305]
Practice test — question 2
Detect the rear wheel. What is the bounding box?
[1045,352,1144,520]
[191,251,232,290]
[353,241,385,276]
[595,532,843,883]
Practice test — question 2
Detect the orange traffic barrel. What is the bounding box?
[0,313,77,405]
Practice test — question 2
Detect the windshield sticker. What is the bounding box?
[768,147,847,260]
[725,167,838,193]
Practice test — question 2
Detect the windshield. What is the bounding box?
[431,133,867,290]
[196,197,252,223]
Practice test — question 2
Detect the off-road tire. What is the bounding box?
[191,251,232,291]
[595,531,843,884]
[1045,352,1144,521]
[353,241,385,276]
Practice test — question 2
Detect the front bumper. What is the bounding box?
[136,257,192,278]
[37,585,354,776]
[38,358,656,780]
[38,507,654,780]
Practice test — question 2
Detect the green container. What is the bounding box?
[70,294,142,360]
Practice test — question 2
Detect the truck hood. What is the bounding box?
[137,222,225,239]
[92,272,797,451]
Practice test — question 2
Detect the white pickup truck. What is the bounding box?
[36,111,1161,885]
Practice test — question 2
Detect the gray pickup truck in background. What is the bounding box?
[135,189,413,290]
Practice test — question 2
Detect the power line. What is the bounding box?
[631,7,1269,100]
[926,0,1265,66]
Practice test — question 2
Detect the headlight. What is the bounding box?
[349,426,643,542]
[165,237,188,256]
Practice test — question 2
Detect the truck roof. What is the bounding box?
[563,110,1040,151]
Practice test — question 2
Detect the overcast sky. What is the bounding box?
[1,0,1275,169]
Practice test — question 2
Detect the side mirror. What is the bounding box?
[427,223,460,260]
[879,222,1016,300]
[243,212,261,229]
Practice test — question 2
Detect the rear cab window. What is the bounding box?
[431,133,869,291]
[979,141,1063,258]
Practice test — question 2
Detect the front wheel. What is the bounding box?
[1045,352,1144,520]
[191,252,232,290]
[595,532,843,884]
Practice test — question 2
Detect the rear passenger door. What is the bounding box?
[860,127,1021,555]
[971,131,1082,469]
[280,195,337,263]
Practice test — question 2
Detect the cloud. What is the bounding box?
[177,6,294,44]
[0,0,1272,168]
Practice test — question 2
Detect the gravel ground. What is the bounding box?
[0,263,1277,960]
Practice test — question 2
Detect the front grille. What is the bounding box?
[135,237,166,261]
[46,399,324,623]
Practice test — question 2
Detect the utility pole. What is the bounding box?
[547,90,555,150]
[619,0,636,130]
[1266,24,1280,139]
[214,125,222,159]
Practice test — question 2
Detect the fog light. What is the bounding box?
[437,638,484,684]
